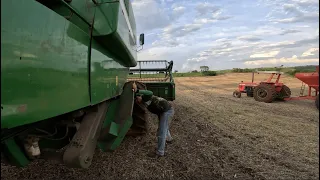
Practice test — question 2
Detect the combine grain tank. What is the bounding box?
[1,0,148,168]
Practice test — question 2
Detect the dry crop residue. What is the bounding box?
[1,73,319,180]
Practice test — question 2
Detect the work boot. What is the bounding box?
[147,150,164,158]
[166,139,174,144]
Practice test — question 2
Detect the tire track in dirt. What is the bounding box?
[1,75,318,180]
[174,77,319,180]
[178,79,318,120]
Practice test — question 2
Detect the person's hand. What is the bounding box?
[136,96,142,103]
[132,81,138,92]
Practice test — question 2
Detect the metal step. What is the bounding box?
[62,102,108,168]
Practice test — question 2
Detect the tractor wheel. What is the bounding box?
[127,81,149,136]
[246,87,254,97]
[233,90,241,98]
[277,85,291,100]
[316,95,319,110]
[253,84,276,103]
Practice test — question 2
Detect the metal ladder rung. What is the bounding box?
[299,82,305,96]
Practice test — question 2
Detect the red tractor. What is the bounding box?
[233,69,290,103]
[233,66,319,109]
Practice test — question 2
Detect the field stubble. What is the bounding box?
[1,73,319,180]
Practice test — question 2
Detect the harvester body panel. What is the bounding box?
[1,0,142,168]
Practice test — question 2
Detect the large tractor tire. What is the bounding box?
[316,94,319,110]
[127,81,149,136]
[253,84,276,103]
[277,85,291,100]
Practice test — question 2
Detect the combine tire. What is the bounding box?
[233,90,241,98]
[316,95,319,110]
[253,84,276,103]
[277,85,291,100]
[128,81,149,136]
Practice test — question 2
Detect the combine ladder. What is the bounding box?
[300,82,305,96]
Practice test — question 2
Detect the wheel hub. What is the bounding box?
[257,89,268,98]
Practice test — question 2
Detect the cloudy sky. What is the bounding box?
[131,0,319,72]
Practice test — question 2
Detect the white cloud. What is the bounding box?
[301,48,319,57]
[250,51,280,58]
[133,0,319,72]
[292,0,319,7]
[238,35,262,42]
[279,29,301,35]
[244,55,318,66]
[268,2,319,24]
[172,6,186,19]
[132,0,170,32]
[195,2,220,16]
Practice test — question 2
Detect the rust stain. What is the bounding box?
[17,104,27,113]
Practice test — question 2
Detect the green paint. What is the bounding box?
[2,138,29,167]
[109,117,132,151]
[97,98,119,152]
[144,82,176,101]
[1,0,91,128]
[98,82,135,152]
[1,0,139,129]
[66,0,137,67]
[2,0,141,167]
[109,122,119,136]
[90,39,129,104]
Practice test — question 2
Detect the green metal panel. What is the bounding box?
[1,0,91,128]
[90,39,129,104]
[98,82,134,152]
[62,0,137,67]
[1,138,29,167]
[144,82,176,101]
[92,0,137,67]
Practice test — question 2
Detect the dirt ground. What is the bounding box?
[1,73,319,180]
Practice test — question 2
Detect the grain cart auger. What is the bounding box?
[126,60,176,136]
[1,0,147,169]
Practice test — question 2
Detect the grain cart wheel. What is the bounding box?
[277,85,291,100]
[233,90,241,98]
[127,81,149,136]
[253,84,276,103]
[316,94,319,110]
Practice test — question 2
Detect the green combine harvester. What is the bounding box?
[1,0,175,168]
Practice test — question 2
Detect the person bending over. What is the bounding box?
[133,82,174,157]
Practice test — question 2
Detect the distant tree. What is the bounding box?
[191,70,198,73]
[174,70,178,73]
[200,66,209,72]
[202,71,217,76]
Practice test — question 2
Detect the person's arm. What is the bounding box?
[132,82,153,102]
[158,99,169,112]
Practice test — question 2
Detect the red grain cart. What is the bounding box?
[233,66,319,110]
[284,66,319,109]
